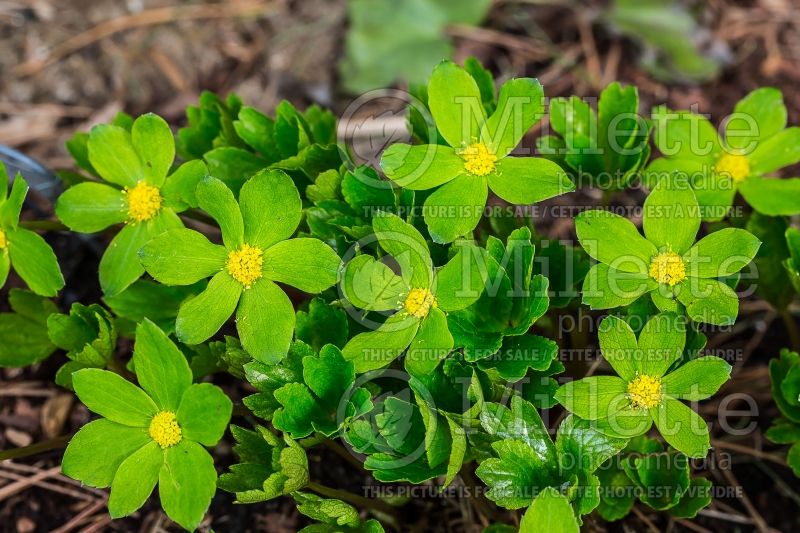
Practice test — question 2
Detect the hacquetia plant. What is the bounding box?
[2,58,799,532]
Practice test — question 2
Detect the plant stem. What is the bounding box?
[19,220,68,232]
[0,434,71,461]
[306,480,399,519]
[781,310,800,352]
[321,437,368,473]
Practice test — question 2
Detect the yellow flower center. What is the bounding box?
[126,181,162,222]
[227,244,264,288]
[460,142,497,176]
[627,374,662,410]
[149,411,182,448]
[403,288,437,319]
[0,229,6,250]
[714,153,750,183]
[649,251,686,286]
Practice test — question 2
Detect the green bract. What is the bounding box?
[56,113,207,296]
[62,319,232,530]
[0,163,64,297]
[577,176,761,325]
[140,169,341,363]
[646,88,800,220]
[380,60,574,243]
[554,313,731,457]
[339,211,487,374]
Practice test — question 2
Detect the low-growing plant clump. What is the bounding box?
[2,58,799,531]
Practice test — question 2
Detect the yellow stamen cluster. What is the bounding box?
[0,229,6,250]
[627,374,663,410]
[649,251,686,286]
[126,181,162,222]
[714,153,750,183]
[227,244,264,288]
[460,142,497,176]
[149,411,182,448]
[403,288,438,318]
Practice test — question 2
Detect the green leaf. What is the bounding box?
[196,176,244,248]
[262,238,340,293]
[671,477,713,518]
[642,175,699,255]
[554,376,629,420]
[770,350,800,422]
[176,383,232,445]
[139,228,227,285]
[478,335,558,382]
[519,487,579,533]
[87,124,144,187]
[204,147,267,194]
[481,78,544,157]
[492,157,574,205]
[343,313,420,373]
[676,277,738,326]
[636,311,685,377]
[651,398,709,458]
[0,290,57,367]
[272,382,325,438]
[476,438,560,509]
[131,113,174,186]
[423,174,488,244]
[749,127,800,174]
[293,492,360,528]
[159,440,218,531]
[296,298,349,350]
[373,211,433,288]
[104,280,203,335]
[739,176,800,216]
[575,210,656,272]
[662,356,731,400]
[0,176,28,229]
[405,307,453,377]
[133,319,192,411]
[479,396,558,464]
[55,182,127,232]
[240,169,302,249]
[428,60,486,148]
[339,254,407,311]
[380,143,463,189]
[434,243,488,312]
[176,271,242,345]
[556,414,628,476]
[765,417,800,444]
[725,88,786,149]
[598,316,638,381]
[161,160,208,210]
[627,451,690,510]
[237,279,295,363]
[683,228,761,278]
[233,106,281,162]
[72,368,157,427]
[651,107,720,163]
[6,228,64,297]
[108,441,162,518]
[98,222,149,297]
[581,263,654,310]
[62,419,150,488]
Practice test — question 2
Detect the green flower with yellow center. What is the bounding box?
[62,319,232,530]
[380,60,574,244]
[577,177,761,325]
[555,313,732,458]
[646,88,800,221]
[140,170,342,364]
[0,163,64,297]
[56,113,208,296]
[339,212,488,376]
